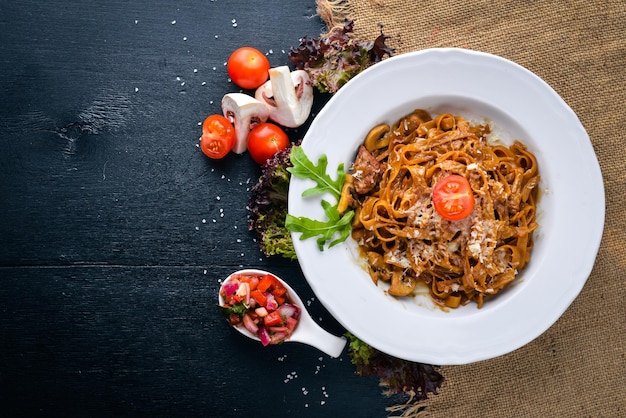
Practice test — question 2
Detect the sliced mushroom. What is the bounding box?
[255,66,313,128]
[336,174,355,215]
[222,93,269,154]
[388,268,417,297]
[363,123,390,152]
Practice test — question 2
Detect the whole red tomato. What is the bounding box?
[227,47,270,90]
[200,115,236,159]
[247,123,289,165]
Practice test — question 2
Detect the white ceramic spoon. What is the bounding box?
[218,268,347,358]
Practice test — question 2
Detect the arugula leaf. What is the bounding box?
[286,202,354,251]
[287,145,345,199]
[286,145,354,250]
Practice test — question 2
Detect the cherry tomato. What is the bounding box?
[227,47,270,89]
[247,123,289,165]
[200,115,235,159]
[432,174,475,221]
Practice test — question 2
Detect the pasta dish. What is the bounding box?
[338,109,540,308]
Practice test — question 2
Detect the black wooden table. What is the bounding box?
[0,1,393,416]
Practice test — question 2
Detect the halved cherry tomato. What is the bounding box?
[247,123,289,165]
[200,115,235,159]
[432,174,475,221]
[227,47,270,89]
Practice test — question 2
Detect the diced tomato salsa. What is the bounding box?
[219,272,301,346]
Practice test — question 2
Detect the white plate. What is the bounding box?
[288,48,604,365]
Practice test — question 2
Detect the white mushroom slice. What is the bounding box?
[254,66,313,128]
[222,93,270,154]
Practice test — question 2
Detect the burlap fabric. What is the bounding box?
[323,1,625,416]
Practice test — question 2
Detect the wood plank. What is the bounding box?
[0,0,322,267]
[0,266,386,416]
[0,1,397,416]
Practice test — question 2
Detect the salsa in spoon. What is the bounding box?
[218,269,347,358]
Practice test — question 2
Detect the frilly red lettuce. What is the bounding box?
[288,20,395,94]
[346,333,444,412]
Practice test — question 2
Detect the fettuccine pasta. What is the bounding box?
[339,109,540,308]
